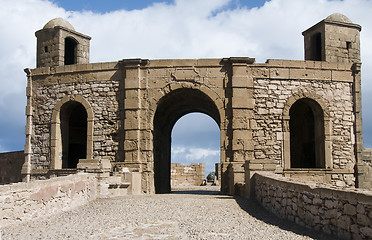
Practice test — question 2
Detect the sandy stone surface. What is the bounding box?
[2,186,337,240]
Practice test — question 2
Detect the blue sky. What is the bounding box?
[1,0,372,175]
[52,0,267,12]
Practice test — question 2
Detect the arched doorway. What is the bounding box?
[171,113,220,188]
[289,98,325,168]
[60,101,87,168]
[153,88,221,193]
[64,37,77,65]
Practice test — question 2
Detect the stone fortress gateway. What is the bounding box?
[20,13,372,195]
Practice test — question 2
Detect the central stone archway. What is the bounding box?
[153,88,221,193]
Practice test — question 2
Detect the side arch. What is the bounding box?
[282,92,332,170]
[50,95,94,169]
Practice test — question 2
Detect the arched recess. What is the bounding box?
[282,92,331,170]
[51,95,94,169]
[153,88,221,193]
[64,37,78,65]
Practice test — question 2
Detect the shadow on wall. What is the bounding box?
[0,151,24,184]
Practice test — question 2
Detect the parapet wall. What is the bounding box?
[360,148,372,189]
[171,163,205,187]
[0,173,97,228]
[254,172,372,240]
[0,151,24,184]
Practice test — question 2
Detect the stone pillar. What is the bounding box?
[222,57,255,195]
[353,62,367,188]
[121,59,152,193]
[21,68,33,182]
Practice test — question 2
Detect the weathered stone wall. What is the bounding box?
[254,79,354,167]
[0,173,97,227]
[29,63,123,172]
[254,172,372,239]
[171,163,205,187]
[26,59,359,192]
[0,151,24,184]
[250,59,356,187]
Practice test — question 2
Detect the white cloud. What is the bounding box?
[172,146,219,162]
[185,148,220,161]
[1,0,372,151]
[171,146,186,155]
[172,146,220,175]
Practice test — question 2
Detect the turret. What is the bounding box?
[303,13,361,63]
[35,18,91,68]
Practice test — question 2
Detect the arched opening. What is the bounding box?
[171,113,220,188]
[289,98,325,168]
[64,37,77,65]
[60,101,87,168]
[310,32,322,61]
[153,88,221,194]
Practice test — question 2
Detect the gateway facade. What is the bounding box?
[21,14,372,195]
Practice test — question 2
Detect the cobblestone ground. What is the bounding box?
[2,186,338,240]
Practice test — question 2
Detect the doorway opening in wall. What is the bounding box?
[60,101,87,168]
[289,98,325,168]
[310,32,322,61]
[153,88,221,194]
[65,37,77,65]
[171,113,220,194]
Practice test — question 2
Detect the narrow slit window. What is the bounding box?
[346,41,352,51]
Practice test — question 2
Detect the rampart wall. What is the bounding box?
[171,163,205,187]
[0,151,24,184]
[360,148,372,189]
[0,173,97,227]
[254,172,372,239]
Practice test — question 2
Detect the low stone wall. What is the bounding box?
[254,172,372,239]
[0,151,24,184]
[0,173,97,227]
[171,163,205,187]
[360,148,372,189]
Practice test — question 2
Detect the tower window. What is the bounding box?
[310,33,322,61]
[346,41,352,51]
[44,46,49,53]
[64,37,77,65]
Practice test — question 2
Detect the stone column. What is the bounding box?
[121,59,151,193]
[353,62,368,188]
[21,68,33,182]
[222,57,255,195]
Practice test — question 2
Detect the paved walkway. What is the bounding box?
[2,186,337,239]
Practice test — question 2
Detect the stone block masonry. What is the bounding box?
[0,173,97,228]
[254,172,372,240]
[19,14,370,195]
[171,163,205,187]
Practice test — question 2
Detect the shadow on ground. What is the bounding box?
[170,189,339,240]
[234,196,340,240]
[170,189,221,195]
